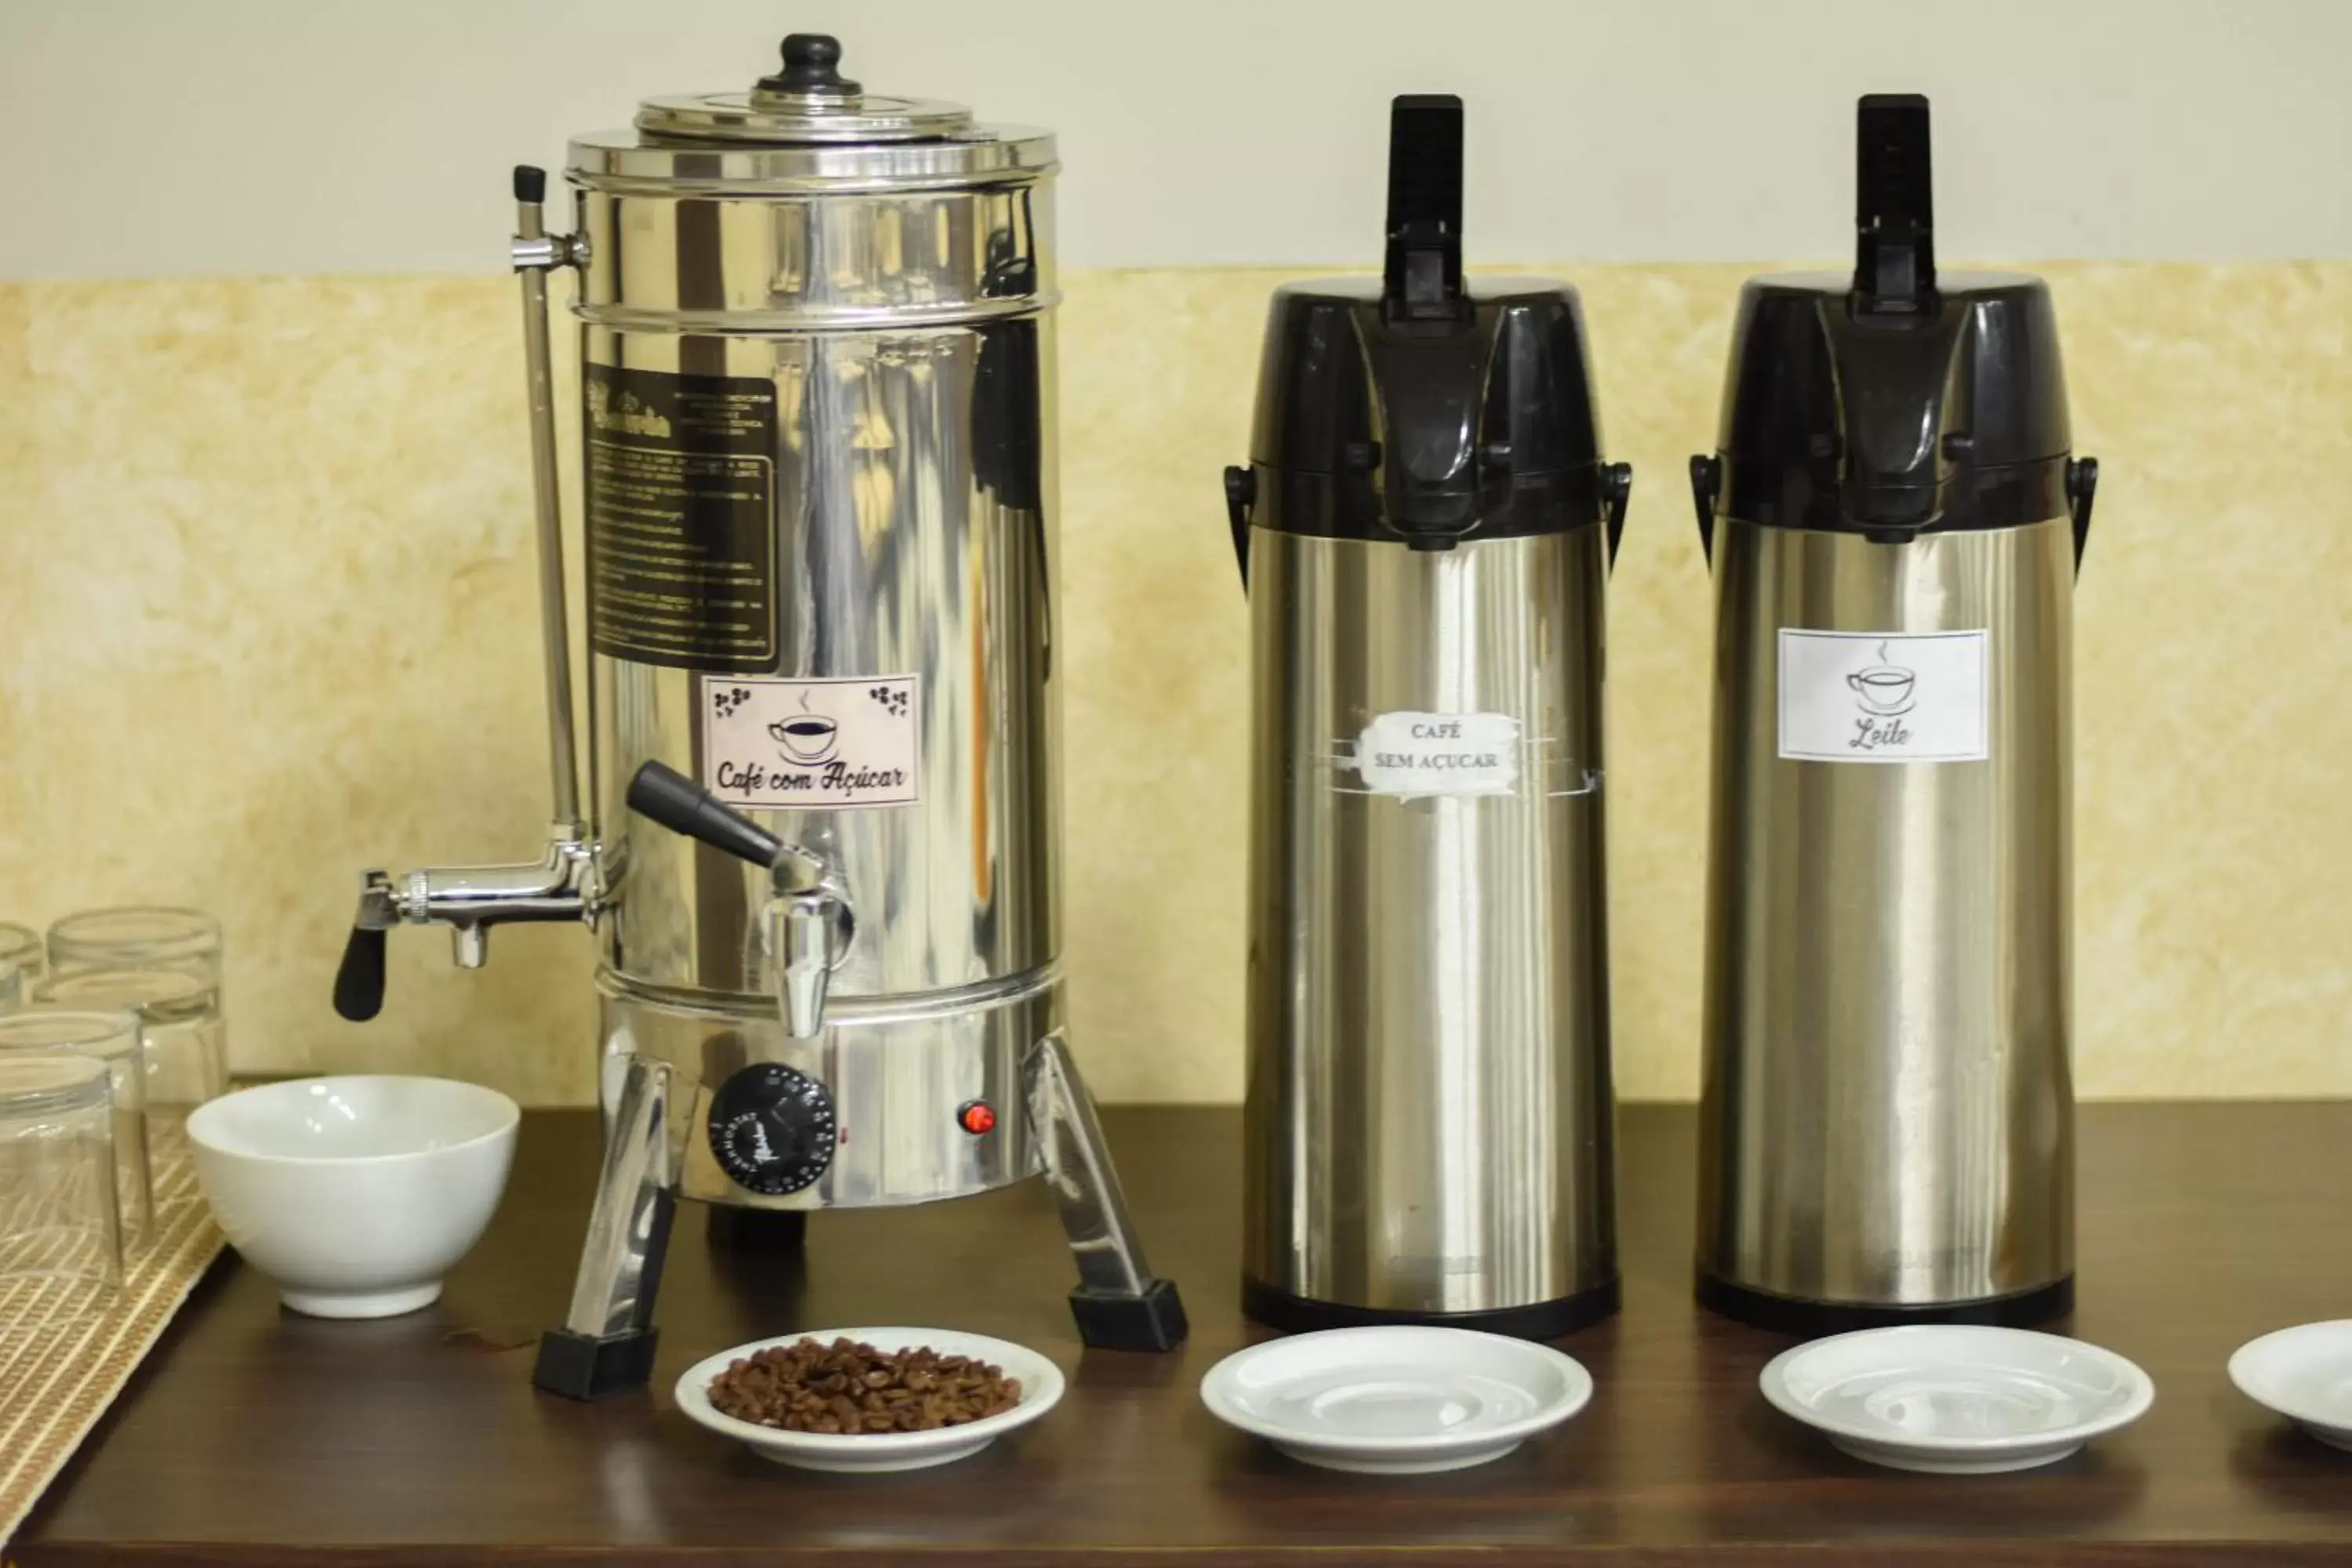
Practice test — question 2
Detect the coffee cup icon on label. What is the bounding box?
[769,714,839,764]
[1846,648,1917,717]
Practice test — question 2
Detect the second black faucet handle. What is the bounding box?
[626,762,783,869]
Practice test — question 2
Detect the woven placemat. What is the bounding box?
[0,1120,224,1550]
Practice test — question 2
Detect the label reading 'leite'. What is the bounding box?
[702,674,920,809]
[1777,629,1989,764]
[1349,711,1521,800]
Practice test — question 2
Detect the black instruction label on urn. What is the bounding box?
[583,364,777,671]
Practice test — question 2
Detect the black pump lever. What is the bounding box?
[1372,95,1486,546]
[1382,95,1465,321]
[1853,94,1936,314]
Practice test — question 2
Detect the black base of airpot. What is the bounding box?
[1697,1270,2075,1338]
[1243,1276,1621,1341]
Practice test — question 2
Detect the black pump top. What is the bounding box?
[1710,96,2075,539]
[1244,96,1608,550]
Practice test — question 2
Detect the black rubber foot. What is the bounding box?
[1243,1275,1621,1340]
[706,1207,808,1250]
[532,1327,660,1399]
[1696,1270,2075,1338]
[1070,1277,1188,1351]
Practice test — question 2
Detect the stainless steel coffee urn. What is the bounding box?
[331,32,1185,1395]
[1691,96,2100,1333]
[1225,96,1628,1338]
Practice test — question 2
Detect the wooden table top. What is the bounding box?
[19,1102,2352,1566]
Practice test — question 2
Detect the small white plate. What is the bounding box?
[1760,1325,2154,1474]
[2230,1321,2352,1450]
[1200,1326,1594,1475]
[675,1327,1064,1473]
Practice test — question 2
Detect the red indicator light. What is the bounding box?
[957,1101,996,1135]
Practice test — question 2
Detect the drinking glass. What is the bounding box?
[0,921,42,1007]
[34,967,227,1111]
[0,1010,152,1248]
[47,906,223,981]
[0,1052,123,1320]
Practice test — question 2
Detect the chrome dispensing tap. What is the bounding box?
[620,764,854,1040]
[332,169,850,1038]
[332,167,594,1022]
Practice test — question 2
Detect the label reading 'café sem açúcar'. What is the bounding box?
[1348,710,1522,800]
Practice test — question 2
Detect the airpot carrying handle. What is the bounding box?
[1689,450,2098,576]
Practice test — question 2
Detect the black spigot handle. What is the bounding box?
[513,165,546,205]
[1382,95,1465,321]
[333,924,387,1022]
[1854,93,1936,313]
[626,761,783,869]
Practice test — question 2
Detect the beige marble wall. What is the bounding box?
[1,263,2345,1105]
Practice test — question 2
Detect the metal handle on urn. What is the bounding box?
[331,167,597,1022]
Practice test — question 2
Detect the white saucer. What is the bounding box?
[1200,1326,1593,1474]
[675,1327,1063,1473]
[1759,1325,2154,1474]
[2229,1321,2352,1450]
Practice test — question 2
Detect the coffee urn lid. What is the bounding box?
[634,34,974,143]
[1243,97,1613,551]
[1711,96,2077,539]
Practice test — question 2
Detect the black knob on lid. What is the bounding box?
[760,33,861,96]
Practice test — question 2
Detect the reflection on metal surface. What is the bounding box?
[1243,529,1617,1316]
[1028,1033,1155,1298]
[587,321,1058,1004]
[1697,516,2074,1308]
[564,1054,675,1340]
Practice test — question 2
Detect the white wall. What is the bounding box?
[2,0,2347,279]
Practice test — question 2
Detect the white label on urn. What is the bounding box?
[701,674,920,809]
[1777,629,1989,764]
[1349,710,1521,799]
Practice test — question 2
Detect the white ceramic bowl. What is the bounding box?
[2230,1321,2352,1450]
[676,1328,1065,1472]
[1760,1325,2155,1474]
[187,1075,517,1319]
[1200,1326,1595,1474]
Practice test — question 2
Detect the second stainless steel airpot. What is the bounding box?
[1225,95,1628,1338]
[1692,95,2100,1334]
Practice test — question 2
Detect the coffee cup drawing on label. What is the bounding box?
[1845,642,1918,717]
[1777,629,1988,764]
[703,674,921,809]
[768,712,839,765]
